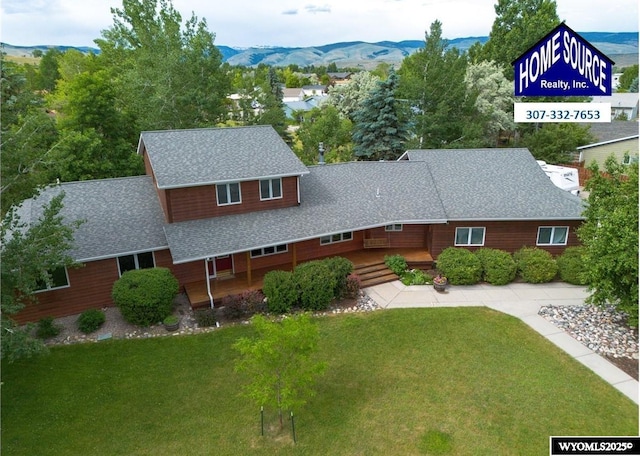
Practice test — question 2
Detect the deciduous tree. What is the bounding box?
[578,157,638,325]
[1,192,81,362]
[96,0,231,131]
[234,313,326,430]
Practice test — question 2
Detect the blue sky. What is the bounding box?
[1,0,638,48]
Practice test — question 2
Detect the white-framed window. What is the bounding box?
[250,244,288,258]
[216,182,241,206]
[537,226,568,246]
[623,155,638,165]
[454,227,485,246]
[118,251,156,276]
[260,178,282,200]
[385,224,403,232]
[320,231,353,245]
[35,267,70,292]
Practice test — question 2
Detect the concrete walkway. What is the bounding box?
[364,281,639,404]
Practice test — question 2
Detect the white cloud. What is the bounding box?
[0,0,636,48]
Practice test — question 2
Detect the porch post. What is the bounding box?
[246,252,252,286]
[292,243,297,269]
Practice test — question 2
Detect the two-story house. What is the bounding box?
[14,126,584,323]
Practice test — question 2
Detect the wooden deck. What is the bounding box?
[184,248,433,309]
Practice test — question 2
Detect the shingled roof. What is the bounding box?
[399,148,585,221]
[164,161,449,263]
[139,125,309,189]
[15,176,168,262]
[20,128,585,264]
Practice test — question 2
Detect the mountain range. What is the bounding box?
[2,32,637,69]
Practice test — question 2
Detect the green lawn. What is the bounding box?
[2,308,637,455]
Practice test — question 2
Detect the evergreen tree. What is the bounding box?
[397,21,472,149]
[352,69,408,161]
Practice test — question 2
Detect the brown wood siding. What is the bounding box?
[142,149,171,222]
[430,220,582,258]
[166,176,300,223]
[15,258,120,324]
[296,231,365,263]
[366,225,427,248]
[15,250,207,324]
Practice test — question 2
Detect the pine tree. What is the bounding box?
[352,69,408,161]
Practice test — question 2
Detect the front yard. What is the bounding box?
[2,308,637,455]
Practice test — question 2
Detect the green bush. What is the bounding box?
[323,256,354,298]
[384,254,407,276]
[77,309,106,334]
[474,248,517,285]
[513,247,558,283]
[556,247,588,285]
[111,267,179,326]
[36,317,61,339]
[345,273,361,298]
[400,269,429,286]
[262,270,298,313]
[435,248,482,285]
[293,260,336,311]
[194,308,217,327]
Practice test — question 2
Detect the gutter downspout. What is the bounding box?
[205,259,214,308]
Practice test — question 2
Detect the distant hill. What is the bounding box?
[2,32,637,68]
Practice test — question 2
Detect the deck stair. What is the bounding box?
[354,261,398,288]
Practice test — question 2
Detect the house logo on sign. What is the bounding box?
[512,23,614,97]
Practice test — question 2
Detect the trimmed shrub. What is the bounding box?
[262,270,297,314]
[220,294,245,320]
[77,309,106,334]
[112,267,179,326]
[345,273,361,298]
[435,248,482,285]
[474,248,517,285]
[513,247,558,283]
[384,254,407,276]
[239,289,266,315]
[323,256,354,298]
[194,308,217,327]
[557,246,588,285]
[36,317,61,339]
[293,260,336,311]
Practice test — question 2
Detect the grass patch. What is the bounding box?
[2,308,637,455]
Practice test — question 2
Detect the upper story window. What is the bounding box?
[260,178,282,200]
[537,226,568,246]
[35,267,70,292]
[320,231,353,245]
[118,251,155,276]
[251,244,288,258]
[217,182,241,206]
[455,227,485,246]
[385,224,403,232]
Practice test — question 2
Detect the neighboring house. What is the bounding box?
[15,126,584,323]
[282,88,304,103]
[283,96,327,120]
[301,84,328,97]
[327,72,353,86]
[591,93,639,120]
[577,122,640,167]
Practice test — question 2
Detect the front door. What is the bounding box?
[214,255,233,277]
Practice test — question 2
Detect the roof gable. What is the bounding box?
[139,125,309,189]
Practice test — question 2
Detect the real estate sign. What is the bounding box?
[512,23,614,97]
